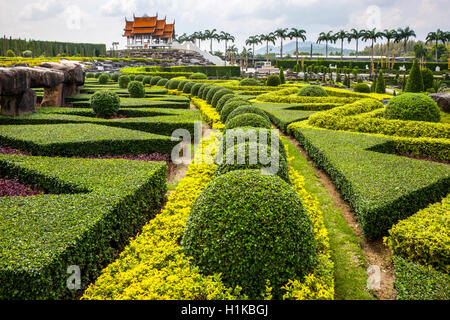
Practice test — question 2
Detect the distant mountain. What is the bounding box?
[254,41,355,57]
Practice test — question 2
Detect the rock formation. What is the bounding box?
[428,92,450,113]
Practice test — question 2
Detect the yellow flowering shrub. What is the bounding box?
[191,97,225,131]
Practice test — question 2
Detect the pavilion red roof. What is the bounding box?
[123,15,175,38]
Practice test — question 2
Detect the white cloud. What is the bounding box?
[62,5,83,30]
[20,0,68,20]
[100,0,137,17]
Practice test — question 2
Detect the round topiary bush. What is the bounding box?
[225,113,272,130]
[201,85,214,101]
[143,76,152,86]
[220,100,252,123]
[385,93,440,122]
[353,83,371,93]
[94,72,102,79]
[111,73,121,82]
[150,76,163,86]
[190,83,203,96]
[127,81,146,98]
[226,105,270,123]
[90,90,121,118]
[206,86,224,105]
[135,75,144,82]
[211,88,233,108]
[215,141,290,183]
[298,85,328,97]
[239,78,260,86]
[266,75,281,87]
[183,82,195,94]
[189,72,208,80]
[98,73,110,84]
[156,78,169,87]
[181,170,317,299]
[167,79,181,90]
[177,80,189,92]
[86,72,95,79]
[197,84,212,99]
[216,94,236,112]
[129,75,136,81]
[119,75,131,89]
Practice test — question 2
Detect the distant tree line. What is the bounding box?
[0,36,107,57]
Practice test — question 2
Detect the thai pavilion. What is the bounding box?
[123,14,175,49]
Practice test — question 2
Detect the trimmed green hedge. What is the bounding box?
[288,126,450,239]
[0,123,179,156]
[0,155,167,299]
[225,113,272,130]
[121,66,240,77]
[256,103,317,132]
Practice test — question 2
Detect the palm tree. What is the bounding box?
[382,29,397,68]
[396,27,416,61]
[317,31,336,59]
[259,33,276,62]
[334,30,348,60]
[203,29,218,54]
[191,31,205,49]
[219,32,235,66]
[227,45,238,65]
[288,28,307,65]
[348,29,365,59]
[426,29,446,62]
[245,35,262,68]
[274,28,289,59]
[362,28,384,74]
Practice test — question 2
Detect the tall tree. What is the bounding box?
[274,28,289,59]
[203,29,218,54]
[362,28,384,73]
[396,27,416,61]
[348,29,365,59]
[219,31,235,66]
[317,31,336,59]
[288,28,307,65]
[245,35,262,68]
[382,29,397,68]
[259,33,276,62]
[426,29,445,62]
[334,30,348,60]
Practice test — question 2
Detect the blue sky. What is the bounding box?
[0,0,448,52]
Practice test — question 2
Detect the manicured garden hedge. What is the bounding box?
[0,124,179,156]
[0,155,167,299]
[121,66,241,77]
[287,126,450,239]
[256,103,317,132]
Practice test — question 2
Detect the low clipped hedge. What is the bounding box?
[298,85,328,97]
[0,123,179,156]
[215,142,290,183]
[385,195,449,273]
[227,105,270,123]
[385,93,441,123]
[0,155,167,299]
[353,83,371,93]
[225,113,272,130]
[393,257,450,300]
[239,78,261,86]
[216,94,237,112]
[182,170,317,299]
[211,89,233,108]
[288,126,450,239]
[220,100,252,123]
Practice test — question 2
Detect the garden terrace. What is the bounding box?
[255,103,317,132]
[0,155,167,299]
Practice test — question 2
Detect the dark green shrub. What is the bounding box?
[216,94,236,112]
[181,170,317,299]
[298,85,328,97]
[343,74,350,88]
[189,72,208,79]
[6,49,15,57]
[375,71,386,94]
[279,67,286,84]
[211,89,233,108]
[385,93,440,122]
[197,84,211,99]
[239,78,260,86]
[111,73,121,82]
[98,74,110,84]
[135,75,144,82]
[127,81,146,98]
[225,113,272,130]
[183,82,195,94]
[215,142,290,182]
[143,76,152,85]
[156,78,168,87]
[420,68,434,90]
[167,79,181,90]
[201,86,214,100]
[94,72,102,79]
[266,75,281,86]
[220,100,252,123]
[176,80,188,91]
[226,105,270,123]
[118,75,131,89]
[206,86,224,105]
[129,75,136,81]
[150,76,163,86]
[86,72,95,79]
[90,90,121,117]
[405,60,424,92]
[190,83,203,96]
[353,83,371,93]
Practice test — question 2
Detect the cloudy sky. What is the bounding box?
[0,0,448,52]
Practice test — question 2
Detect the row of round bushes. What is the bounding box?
[181,82,318,298]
